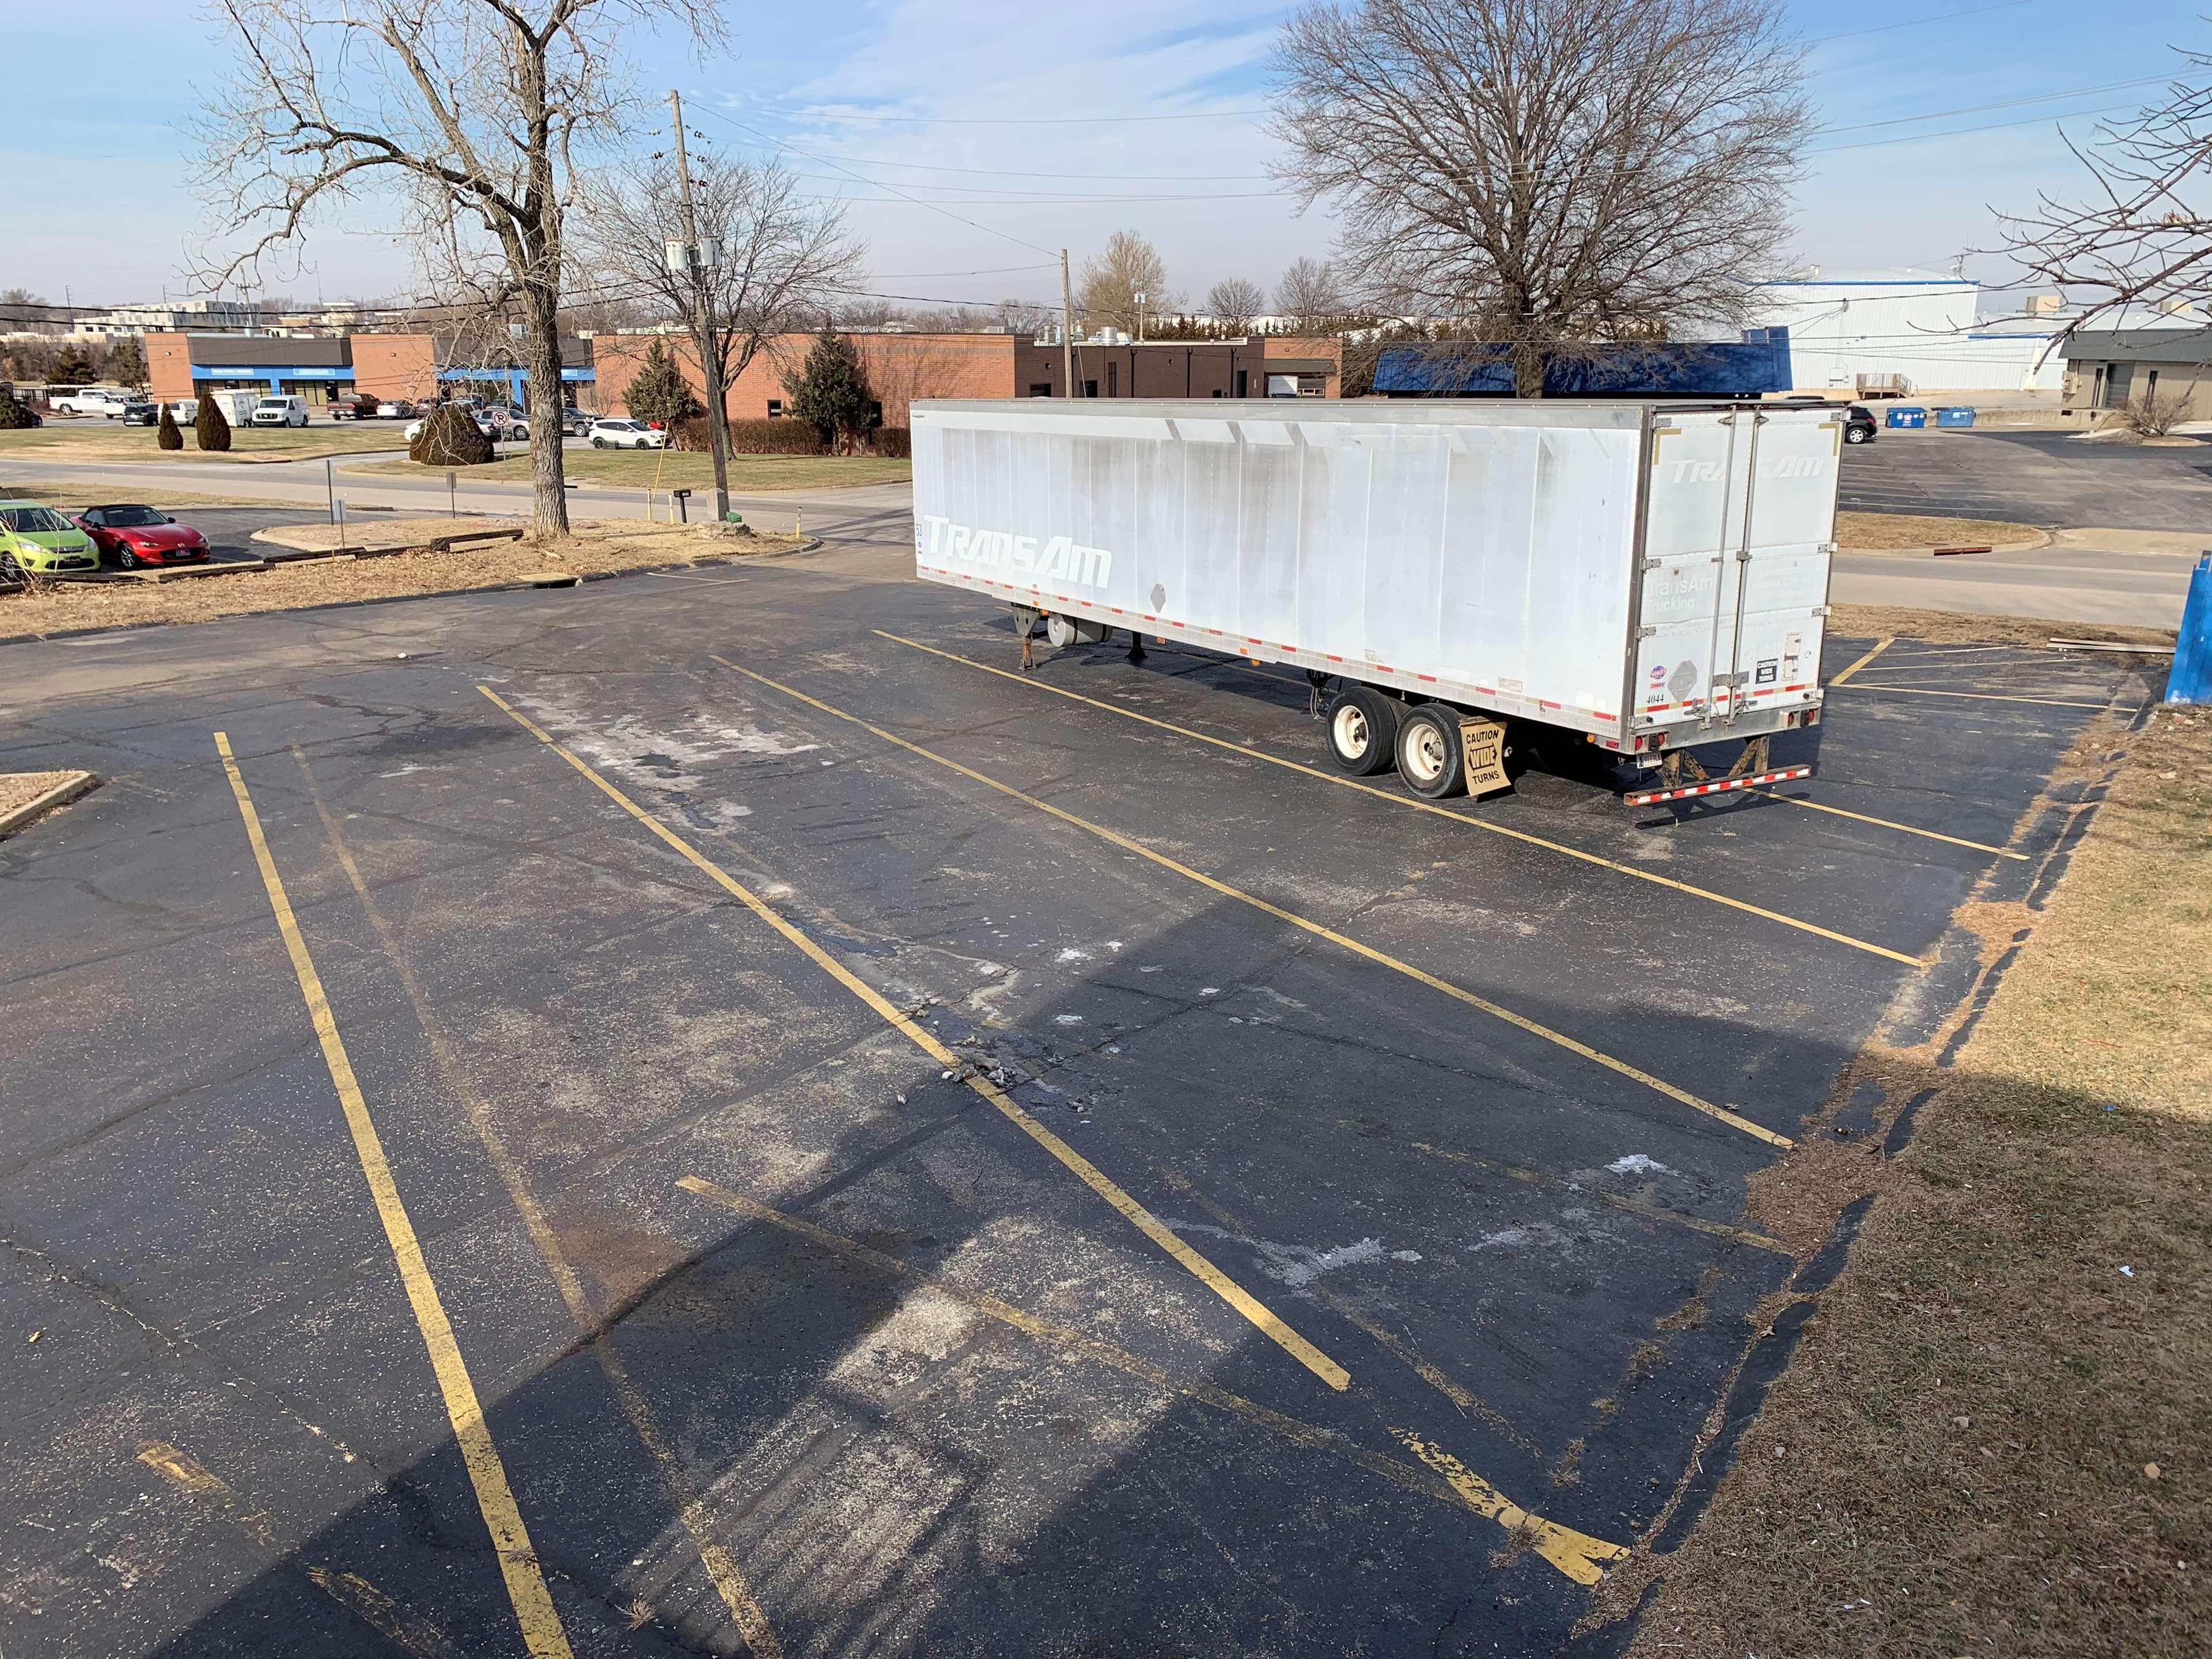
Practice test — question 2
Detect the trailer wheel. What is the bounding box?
[1323,686,1402,777]
[1396,704,1469,798]
[1046,612,1077,649]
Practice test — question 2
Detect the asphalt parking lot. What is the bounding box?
[1838,425,2212,527]
[0,544,2165,1657]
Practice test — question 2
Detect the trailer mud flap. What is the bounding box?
[1459,715,1512,798]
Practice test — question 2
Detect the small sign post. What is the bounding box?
[445,470,457,518]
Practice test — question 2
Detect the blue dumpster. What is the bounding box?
[1935,405,1976,428]
[1886,406,1927,429]
[2168,553,2212,704]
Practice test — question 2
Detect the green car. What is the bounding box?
[0,499,100,574]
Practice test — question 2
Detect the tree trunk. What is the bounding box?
[1513,335,1545,399]
[522,279,569,537]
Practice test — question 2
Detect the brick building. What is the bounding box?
[146,332,593,408]
[588,331,1343,425]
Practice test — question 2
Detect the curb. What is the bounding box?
[0,771,100,839]
[0,537,823,648]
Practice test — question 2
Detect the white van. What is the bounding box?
[249,394,310,427]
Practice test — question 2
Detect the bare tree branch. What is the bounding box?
[1267,0,1808,395]
[1991,55,2212,361]
[195,0,730,533]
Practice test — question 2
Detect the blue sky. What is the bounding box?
[5,0,2206,317]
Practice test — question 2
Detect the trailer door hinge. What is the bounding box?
[1812,604,1832,617]
[1641,559,1662,573]
[1637,625,1660,639]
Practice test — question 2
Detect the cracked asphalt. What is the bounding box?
[0,536,2165,1657]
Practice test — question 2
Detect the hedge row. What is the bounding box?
[666,416,910,458]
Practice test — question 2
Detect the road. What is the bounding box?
[2,532,2162,1658]
[1839,425,2212,529]
[1832,539,2196,627]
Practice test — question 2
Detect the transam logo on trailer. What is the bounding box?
[919,516,1114,589]
[1662,454,1831,484]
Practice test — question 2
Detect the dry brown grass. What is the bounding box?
[1835,511,2046,551]
[0,519,802,643]
[1830,602,2177,649]
[1602,707,2212,1658]
[0,482,281,510]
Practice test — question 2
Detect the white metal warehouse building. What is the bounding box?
[1747,270,2066,393]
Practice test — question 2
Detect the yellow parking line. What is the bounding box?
[1831,683,2110,710]
[475,687,1348,1392]
[1392,1431,1630,1585]
[873,631,1922,970]
[711,657,1790,1150]
[1828,637,1894,684]
[677,1176,1627,1584]
[214,733,574,1659]
[1749,789,2028,859]
[292,748,781,1658]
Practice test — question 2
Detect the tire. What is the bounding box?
[592,437,607,448]
[1395,703,1469,798]
[1045,612,1077,649]
[116,546,139,570]
[1323,685,1403,777]
[1844,426,1870,445]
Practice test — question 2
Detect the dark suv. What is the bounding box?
[1843,404,1877,445]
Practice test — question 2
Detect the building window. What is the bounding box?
[1029,382,1052,397]
[766,398,783,418]
[2147,369,2160,398]
[868,399,884,428]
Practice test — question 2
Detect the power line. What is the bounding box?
[1809,0,2051,47]
[691,104,1058,258]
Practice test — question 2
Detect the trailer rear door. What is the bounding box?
[1633,409,1835,736]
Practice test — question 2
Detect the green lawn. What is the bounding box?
[0,424,408,463]
[344,450,911,493]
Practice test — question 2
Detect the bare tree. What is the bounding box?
[199,0,727,535]
[996,297,1054,339]
[578,147,862,517]
[1273,257,1344,328]
[1077,230,1171,336]
[1205,277,1266,332]
[1995,52,2212,355]
[1269,0,1808,395]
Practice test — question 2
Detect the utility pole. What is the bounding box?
[668,88,731,525]
[1060,249,1077,398]
[1134,291,1146,344]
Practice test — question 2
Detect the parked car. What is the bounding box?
[329,394,380,421]
[1843,404,1878,445]
[73,503,211,569]
[51,388,134,418]
[0,499,100,574]
[374,398,415,419]
[560,407,596,437]
[249,394,310,427]
[118,399,160,426]
[588,418,665,449]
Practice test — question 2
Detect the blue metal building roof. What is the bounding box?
[1373,331,1791,397]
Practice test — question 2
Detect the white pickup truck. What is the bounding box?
[49,388,135,418]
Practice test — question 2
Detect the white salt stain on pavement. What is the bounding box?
[1168,1223,1423,1291]
[505,699,820,830]
[1606,1154,1676,1177]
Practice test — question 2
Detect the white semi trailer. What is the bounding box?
[910,399,1841,805]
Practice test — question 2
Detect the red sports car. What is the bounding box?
[74,503,212,569]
